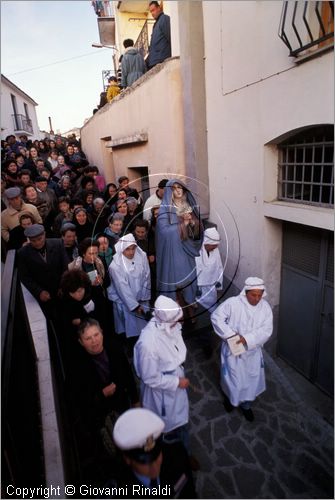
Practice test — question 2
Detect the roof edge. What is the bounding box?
[1,74,38,106]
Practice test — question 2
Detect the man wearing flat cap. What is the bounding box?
[1,186,42,242]
[109,408,196,498]
[17,224,68,316]
[211,277,273,422]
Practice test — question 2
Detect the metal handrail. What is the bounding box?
[1,250,81,490]
[1,250,16,357]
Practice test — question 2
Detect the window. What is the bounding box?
[24,103,30,119]
[278,126,334,207]
[11,94,19,129]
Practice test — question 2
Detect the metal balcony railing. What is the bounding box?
[102,69,117,91]
[12,114,33,134]
[134,20,150,58]
[279,1,334,57]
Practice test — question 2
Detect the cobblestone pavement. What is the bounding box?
[183,323,334,499]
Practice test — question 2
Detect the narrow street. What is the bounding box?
[184,324,334,499]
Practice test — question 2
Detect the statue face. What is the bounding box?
[172,183,184,200]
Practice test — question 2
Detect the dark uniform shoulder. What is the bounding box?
[161,442,197,498]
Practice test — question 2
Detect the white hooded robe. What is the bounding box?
[211,291,273,406]
[133,296,189,432]
[107,234,151,338]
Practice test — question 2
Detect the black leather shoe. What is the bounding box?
[240,407,254,422]
[222,395,234,413]
[189,455,200,471]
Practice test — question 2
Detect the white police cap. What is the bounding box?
[113,408,165,462]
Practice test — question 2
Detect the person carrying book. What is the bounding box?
[211,277,273,422]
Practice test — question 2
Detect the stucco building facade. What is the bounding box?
[81,1,334,394]
[1,74,41,141]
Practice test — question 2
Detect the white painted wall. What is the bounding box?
[80,58,186,193]
[202,1,334,305]
[164,1,180,57]
[1,77,41,140]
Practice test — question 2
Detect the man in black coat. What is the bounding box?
[108,408,197,499]
[147,1,171,69]
[17,223,68,317]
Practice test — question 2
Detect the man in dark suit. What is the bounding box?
[17,223,68,317]
[109,408,197,498]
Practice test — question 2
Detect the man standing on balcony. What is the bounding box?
[121,39,146,88]
[147,1,171,70]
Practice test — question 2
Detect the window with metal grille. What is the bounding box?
[278,125,334,207]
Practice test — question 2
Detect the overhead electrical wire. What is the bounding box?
[7,48,109,76]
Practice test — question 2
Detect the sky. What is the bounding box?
[1,1,114,134]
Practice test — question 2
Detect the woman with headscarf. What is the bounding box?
[68,238,111,334]
[73,207,93,242]
[211,277,273,422]
[103,182,118,209]
[155,179,203,321]
[107,233,151,339]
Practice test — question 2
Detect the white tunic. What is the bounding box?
[195,246,223,312]
[142,192,162,222]
[211,295,273,406]
[107,246,151,337]
[133,319,189,432]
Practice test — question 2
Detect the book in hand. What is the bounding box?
[87,269,98,284]
[226,334,246,356]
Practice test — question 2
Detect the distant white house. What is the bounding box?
[61,127,81,140]
[1,74,41,141]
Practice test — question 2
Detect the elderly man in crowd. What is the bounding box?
[17,223,68,315]
[211,277,273,422]
[1,186,42,242]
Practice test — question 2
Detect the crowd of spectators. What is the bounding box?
[1,3,228,493]
[1,132,181,482]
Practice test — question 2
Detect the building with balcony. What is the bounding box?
[1,74,41,140]
[81,1,333,395]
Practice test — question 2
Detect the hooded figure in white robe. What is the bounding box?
[211,277,273,407]
[195,227,224,312]
[133,295,189,433]
[107,233,151,338]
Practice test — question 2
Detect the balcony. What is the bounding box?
[12,114,33,134]
[117,1,148,13]
[92,0,113,17]
[279,1,334,58]
[134,20,154,59]
[134,20,149,58]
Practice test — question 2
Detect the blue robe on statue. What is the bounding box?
[155,179,203,304]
